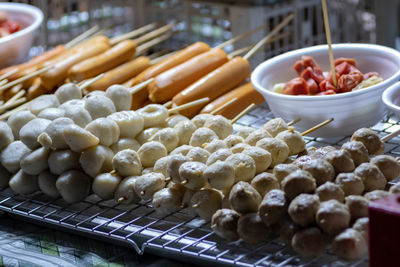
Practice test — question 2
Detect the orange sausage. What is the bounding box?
[68,40,137,82]
[87,56,151,92]
[200,82,264,119]
[172,56,251,117]
[40,41,110,90]
[128,42,210,87]
[148,48,228,103]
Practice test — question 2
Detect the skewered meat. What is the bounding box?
[301,158,335,185]
[229,181,261,214]
[259,189,287,226]
[316,200,351,235]
[179,161,207,190]
[256,138,290,166]
[56,170,92,203]
[242,147,272,174]
[204,161,235,190]
[92,172,121,200]
[191,188,222,220]
[354,162,386,191]
[335,172,365,196]
[288,193,320,226]
[112,149,142,177]
[137,141,168,168]
[292,227,325,257]
[273,163,300,183]
[341,141,369,166]
[370,155,400,181]
[237,213,270,244]
[316,182,345,202]
[206,148,233,165]
[189,127,218,147]
[324,150,355,173]
[150,127,179,152]
[331,228,367,261]
[226,153,256,182]
[281,170,316,200]
[250,172,280,197]
[351,128,384,155]
[134,172,166,200]
[345,195,369,220]
[211,209,240,241]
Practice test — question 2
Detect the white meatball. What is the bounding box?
[150,127,179,152]
[110,138,140,153]
[256,137,290,166]
[136,127,161,144]
[19,118,51,149]
[170,145,193,156]
[242,146,272,173]
[55,83,82,103]
[153,156,171,177]
[39,117,74,149]
[38,108,66,120]
[56,170,92,203]
[1,141,31,173]
[84,95,116,119]
[0,164,11,189]
[203,139,227,153]
[114,176,140,204]
[48,149,80,175]
[186,147,210,164]
[20,147,50,175]
[191,113,213,128]
[206,148,233,165]
[224,135,244,148]
[226,153,256,182]
[152,187,184,216]
[62,124,99,152]
[165,114,189,128]
[335,173,365,196]
[0,121,13,150]
[112,149,142,177]
[191,188,222,220]
[204,115,233,139]
[105,84,132,111]
[107,111,144,139]
[7,110,36,139]
[230,143,251,154]
[189,127,219,147]
[179,161,206,190]
[85,118,120,146]
[345,195,369,220]
[29,94,60,115]
[262,118,288,137]
[332,228,367,261]
[137,104,168,128]
[133,172,166,200]
[276,128,306,155]
[38,171,60,198]
[84,90,106,98]
[167,154,188,184]
[9,169,38,195]
[63,106,92,127]
[137,141,167,168]
[174,120,196,146]
[316,200,351,235]
[79,145,114,177]
[354,162,387,192]
[273,163,300,183]
[245,129,272,146]
[59,99,85,110]
[92,173,122,200]
[236,126,255,139]
[204,161,235,190]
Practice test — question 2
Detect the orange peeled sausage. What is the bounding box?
[200,82,264,119]
[128,42,210,87]
[172,56,251,117]
[148,48,229,103]
[86,56,151,92]
[68,40,137,82]
[40,41,110,90]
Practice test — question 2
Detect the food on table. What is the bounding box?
[301,158,335,185]
[237,213,270,244]
[114,176,140,204]
[281,169,316,200]
[316,181,345,202]
[0,11,21,37]
[92,172,121,200]
[229,181,261,214]
[345,195,369,220]
[292,227,325,257]
[191,188,222,220]
[315,199,351,235]
[211,209,240,241]
[250,172,279,197]
[259,189,287,226]
[288,193,319,226]
[354,162,387,191]
[351,128,384,155]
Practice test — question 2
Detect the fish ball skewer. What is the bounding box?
[226,153,256,182]
[137,141,167,168]
[256,137,289,167]
[150,127,179,152]
[211,209,240,241]
[20,147,50,175]
[186,147,210,164]
[316,181,345,202]
[1,141,31,173]
[354,162,387,191]
[179,161,207,190]
[137,104,168,128]
[92,173,122,200]
[19,118,51,149]
[259,189,287,226]
[204,161,235,190]
[107,111,144,139]
[110,138,140,153]
[206,148,232,165]
[84,95,116,119]
[38,171,60,198]
[48,149,80,175]
[114,176,140,204]
[56,170,92,203]
[55,83,82,104]
[7,110,36,138]
[63,124,99,152]
[0,121,14,150]
[105,85,132,111]
[288,193,320,226]
[9,170,38,195]
[189,127,218,147]
[79,145,114,177]
[133,172,166,200]
[229,181,261,214]
[38,117,74,149]
[251,172,279,197]
[29,95,60,115]
[191,188,222,220]
[203,115,233,139]
[112,149,142,177]
[167,154,188,184]
[174,120,196,146]
[85,118,120,146]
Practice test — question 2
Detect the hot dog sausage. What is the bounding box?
[200,82,264,119]
[87,56,150,92]
[172,56,251,117]
[148,48,229,103]
[68,40,137,82]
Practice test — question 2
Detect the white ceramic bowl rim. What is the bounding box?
[251,43,400,101]
[0,3,43,45]
[382,82,400,111]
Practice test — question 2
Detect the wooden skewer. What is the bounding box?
[321,0,337,87]
[0,69,18,81]
[0,65,53,92]
[150,51,177,65]
[0,97,27,114]
[110,22,158,45]
[243,13,294,60]
[0,79,7,87]
[79,73,105,91]
[230,103,256,124]
[136,32,174,56]
[181,180,188,185]
[0,101,3,105]
[133,23,176,46]
[117,197,125,203]
[381,128,400,142]
[168,97,210,114]
[65,25,100,49]
[287,118,301,126]
[301,118,334,136]
[130,78,155,95]
[3,90,25,105]
[0,100,31,120]
[163,101,172,108]
[147,50,171,60]
[215,23,268,49]
[210,97,238,115]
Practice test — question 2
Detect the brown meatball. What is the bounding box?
[288,193,320,226]
[250,172,280,197]
[316,182,345,202]
[211,209,240,241]
[229,181,262,214]
[345,195,369,221]
[371,155,400,181]
[281,170,316,200]
[310,146,336,159]
[259,189,287,226]
[354,163,387,192]
[316,200,351,235]
[302,158,335,185]
[364,190,390,202]
[353,217,369,242]
[341,141,369,166]
[389,182,400,194]
[272,163,300,183]
[335,173,365,196]
[351,128,384,155]
[237,213,270,244]
[324,150,355,173]
[279,220,301,246]
[332,228,368,261]
[191,188,222,220]
[293,155,313,169]
[292,227,325,257]
[179,161,207,190]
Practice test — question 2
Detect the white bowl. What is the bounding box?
[0,3,43,68]
[382,82,400,119]
[251,43,400,137]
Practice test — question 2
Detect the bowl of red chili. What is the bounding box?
[251,43,400,137]
[0,3,43,68]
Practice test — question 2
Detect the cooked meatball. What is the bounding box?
[20,147,50,176]
[237,213,270,244]
[211,209,240,241]
[309,146,337,159]
[353,217,369,241]
[259,189,287,226]
[110,138,141,153]
[134,172,166,200]
[84,95,116,119]
[288,193,320,226]
[292,227,325,257]
[335,173,365,196]
[191,188,222,220]
[55,83,82,103]
[137,141,168,168]
[112,149,142,177]
[204,161,235,190]
[47,149,79,175]
[38,107,66,121]
[250,172,280,197]
[332,228,368,261]
[138,104,169,128]
[224,135,244,148]
[167,154,189,184]
[206,148,233,165]
[56,170,91,203]
[38,171,60,198]
[92,173,121,200]
[341,141,369,166]
[85,118,120,146]
[153,156,171,177]
[63,104,92,128]
[7,110,36,139]
[226,153,256,182]
[229,181,262,214]
[107,111,144,139]
[302,158,335,185]
[189,127,219,147]
[165,114,189,128]
[280,219,301,246]
[230,143,251,154]
[105,84,132,111]
[19,118,51,149]
[324,150,355,173]
[1,141,31,173]
[170,145,192,156]
[273,163,300,183]
[179,161,206,190]
[39,117,74,149]
[370,155,400,181]
[245,129,272,146]
[191,114,213,128]
[186,147,210,164]
[293,155,313,169]
[204,115,233,139]
[345,195,369,220]
[0,121,13,151]
[354,163,386,192]
[136,127,160,145]
[79,145,114,177]
[174,120,196,146]
[364,190,390,202]
[276,128,306,156]
[281,170,316,200]
[316,182,345,202]
[114,176,140,204]
[255,138,290,166]
[351,128,384,155]
[236,126,255,139]
[203,139,227,153]
[316,200,351,235]
[262,118,288,137]
[29,94,60,115]
[62,124,99,152]
[9,170,38,195]
[150,127,179,152]
[242,147,272,174]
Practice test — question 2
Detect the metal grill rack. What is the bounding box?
[2,103,399,266]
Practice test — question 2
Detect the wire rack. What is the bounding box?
[3,103,399,267]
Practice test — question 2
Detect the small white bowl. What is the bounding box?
[251,43,400,137]
[382,82,400,119]
[0,3,43,68]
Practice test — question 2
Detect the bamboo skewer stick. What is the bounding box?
[301,118,334,136]
[287,118,301,126]
[215,23,268,49]
[0,65,53,92]
[321,0,337,87]
[0,100,31,120]
[150,51,177,65]
[231,103,256,124]
[65,25,100,49]
[163,101,172,108]
[132,23,176,46]
[110,22,158,45]
[4,90,25,105]
[136,32,174,56]
[0,97,27,114]
[0,69,18,81]
[79,73,105,91]
[0,79,7,87]
[381,129,400,142]
[210,97,238,115]
[130,78,155,95]
[168,97,210,114]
